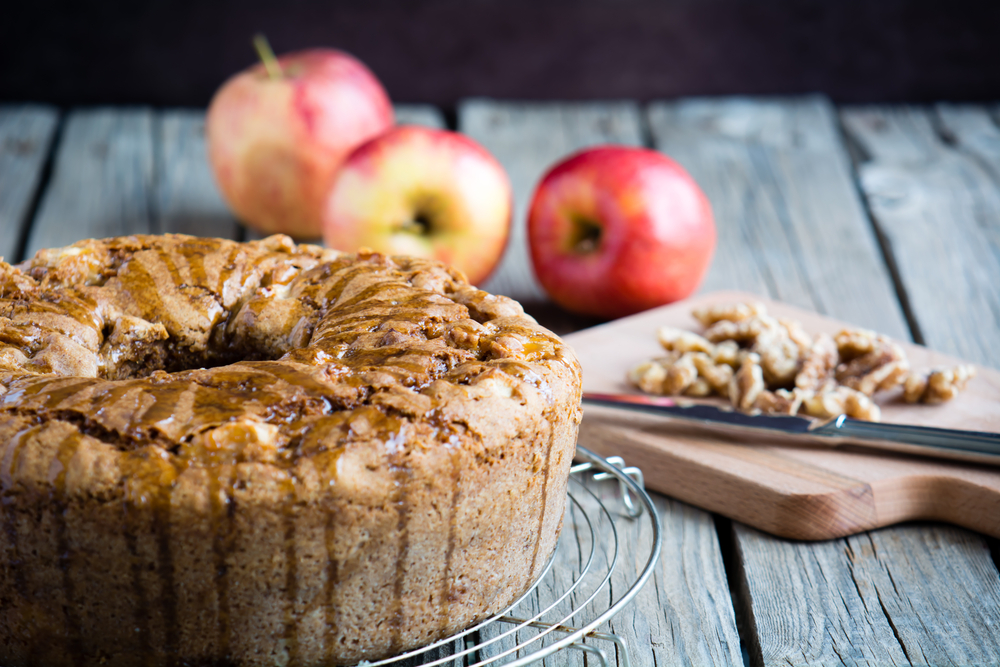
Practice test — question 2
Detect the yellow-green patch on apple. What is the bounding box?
[322,126,512,286]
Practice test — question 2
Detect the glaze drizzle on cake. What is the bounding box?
[0,234,582,667]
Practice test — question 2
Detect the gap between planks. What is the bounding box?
[22,108,241,259]
[460,100,740,666]
[0,105,60,264]
[840,105,1000,369]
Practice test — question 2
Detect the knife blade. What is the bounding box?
[582,392,1000,467]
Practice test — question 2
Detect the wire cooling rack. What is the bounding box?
[362,446,662,667]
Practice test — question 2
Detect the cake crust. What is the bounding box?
[0,234,582,667]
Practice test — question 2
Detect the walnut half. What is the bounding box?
[802,385,881,422]
[627,352,699,396]
[903,365,977,404]
[729,354,765,411]
[835,336,909,396]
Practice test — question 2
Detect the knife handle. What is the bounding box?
[814,416,1000,466]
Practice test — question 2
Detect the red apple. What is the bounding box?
[206,43,393,238]
[528,146,715,319]
[321,125,512,286]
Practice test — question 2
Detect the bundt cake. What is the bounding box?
[0,234,582,666]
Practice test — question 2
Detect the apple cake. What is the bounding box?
[0,234,582,667]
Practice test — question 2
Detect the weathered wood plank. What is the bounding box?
[243,104,445,243]
[646,97,1000,667]
[459,101,739,666]
[936,105,1000,299]
[26,108,155,257]
[936,103,1000,173]
[459,100,645,304]
[935,104,1000,302]
[157,110,239,240]
[841,106,1000,368]
[736,523,1000,666]
[0,105,59,262]
[617,494,742,666]
[571,437,742,667]
[647,96,910,341]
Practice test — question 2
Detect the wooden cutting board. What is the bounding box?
[564,291,1000,540]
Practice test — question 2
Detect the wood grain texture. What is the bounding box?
[26,108,155,258]
[736,523,1000,666]
[587,486,742,667]
[458,100,644,303]
[936,103,1000,173]
[157,110,238,240]
[841,106,1000,369]
[0,105,59,262]
[647,96,909,341]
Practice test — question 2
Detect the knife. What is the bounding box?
[582,392,1000,467]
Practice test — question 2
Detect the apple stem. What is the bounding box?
[253,34,283,80]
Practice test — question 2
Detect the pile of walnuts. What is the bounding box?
[628,302,976,422]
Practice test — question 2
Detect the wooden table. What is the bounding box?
[2,97,999,666]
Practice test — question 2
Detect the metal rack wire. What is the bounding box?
[363,446,662,667]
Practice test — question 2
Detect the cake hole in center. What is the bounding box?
[100,323,291,381]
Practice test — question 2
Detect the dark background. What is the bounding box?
[3,0,998,107]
